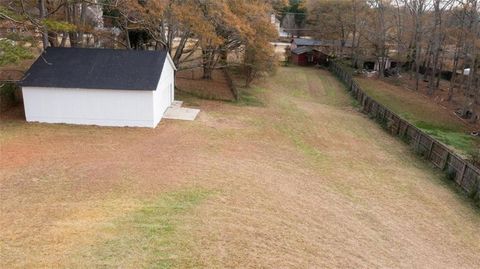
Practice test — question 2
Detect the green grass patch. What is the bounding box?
[76,188,212,268]
[236,86,265,107]
[416,121,476,154]
[350,98,360,108]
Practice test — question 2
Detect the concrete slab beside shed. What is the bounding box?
[163,101,200,121]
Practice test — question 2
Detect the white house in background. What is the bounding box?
[21,47,176,128]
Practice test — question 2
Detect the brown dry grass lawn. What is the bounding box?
[1,66,479,268]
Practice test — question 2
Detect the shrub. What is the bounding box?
[0,82,16,99]
[0,82,19,111]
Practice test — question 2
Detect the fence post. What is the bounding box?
[458,163,467,185]
[414,132,421,151]
[427,138,434,160]
[402,123,409,140]
[441,151,450,171]
[395,117,401,135]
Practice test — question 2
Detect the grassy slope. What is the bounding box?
[1,66,479,268]
[356,78,479,155]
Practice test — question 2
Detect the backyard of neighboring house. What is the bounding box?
[355,76,480,157]
[1,67,480,268]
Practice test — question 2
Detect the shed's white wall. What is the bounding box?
[22,53,176,128]
[22,87,156,127]
[153,57,175,125]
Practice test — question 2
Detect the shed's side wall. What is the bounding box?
[22,87,155,127]
[153,58,175,125]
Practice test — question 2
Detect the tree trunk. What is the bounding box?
[423,43,431,81]
[428,0,442,95]
[414,46,421,91]
[461,0,478,119]
[350,0,357,67]
[435,49,444,89]
[69,3,79,47]
[448,49,459,101]
[172,34,189,67]
[245,67,254,88]
[124,18,131,49]
[78,1,87,47]
[409,0,426,91]
[38,0,48,50]
[203,67,213,80]
[202,48,214,80]
[48,32,58,47]
[414,38,421,91]
[60,32,68,47]
[448,25,464,102]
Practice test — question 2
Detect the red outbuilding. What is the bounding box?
[291,47,329,66]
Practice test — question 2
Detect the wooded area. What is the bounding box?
[0,0,281,84]
[302,0,480,124]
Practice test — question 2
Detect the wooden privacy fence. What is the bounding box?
[328,61,480,204]
[223,68,239,101]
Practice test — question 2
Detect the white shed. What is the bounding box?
[21,47,176,128]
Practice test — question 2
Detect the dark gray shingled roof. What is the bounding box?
[21,47,169,91]
[292,38,353,48]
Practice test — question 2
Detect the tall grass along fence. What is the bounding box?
[329,61,480,205]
